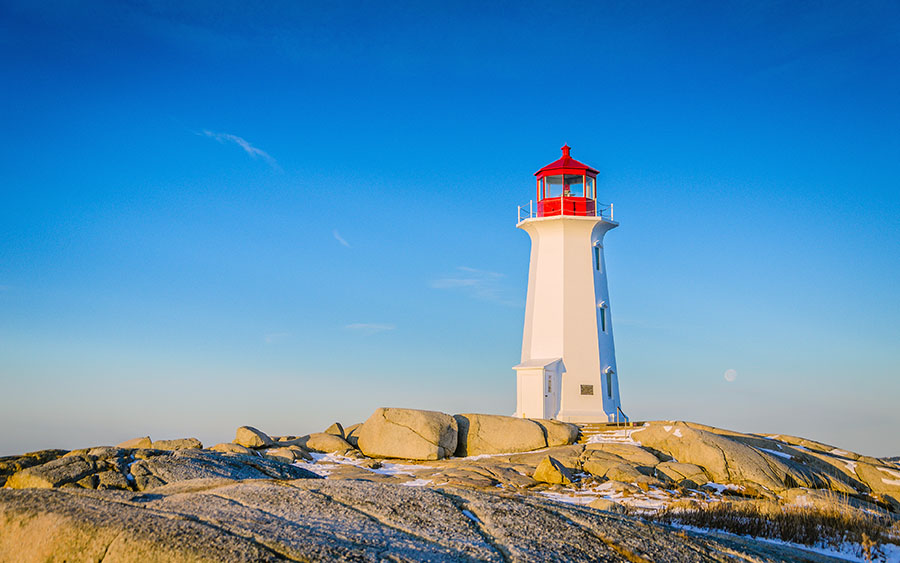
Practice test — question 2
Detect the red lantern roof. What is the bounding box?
[534,145,599,177]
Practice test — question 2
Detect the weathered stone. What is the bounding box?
[234,426,274,449]
[533,419,579,447]
[582,452,627,477]
[126,449,321,490]
[344,423,362,447]
[299,432,353,454]
[655,461,710,486]
[585,443,661,468]
[0,449,68,487]
[605,463,646,482]
[0,476,861,561]
[589,498,625,513]
[324,422,345,437]
[76,474,98,489]
[264,447,299,463]
[5,455,96,489]
[96,470,130,490]
[854,462,900,495]
[534,456,573,485]
[210,442,256,455]
[117,436,152,449]
[454,413,547,456]
[286,445,313,461]
[357,407,458,460]
[632,422,810,491]
[151,438,202,451]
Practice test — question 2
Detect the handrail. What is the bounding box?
[517,199,615,223]
[615,406,630,426]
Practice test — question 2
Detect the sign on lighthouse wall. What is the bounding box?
[513,146,626,423]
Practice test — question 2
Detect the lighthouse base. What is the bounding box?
[556,410,619,424]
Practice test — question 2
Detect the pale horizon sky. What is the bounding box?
[1,1,898,457]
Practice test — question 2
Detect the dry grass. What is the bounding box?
[643,502,899,550]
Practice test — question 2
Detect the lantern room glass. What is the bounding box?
[545,175,563,198]
[564,174,584,197]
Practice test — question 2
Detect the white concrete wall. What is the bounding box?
[517,215,621,422]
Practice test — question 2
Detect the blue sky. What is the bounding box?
[1,1,898,456]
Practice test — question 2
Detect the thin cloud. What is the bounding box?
[200,130,280,170]
[333,230,351,248]
[430,266,519,306]
[263,332,291,344]
[345,323,396,334]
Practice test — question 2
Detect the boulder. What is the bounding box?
[533,456,573,485]
[96,470,130,490]
[655,461,710,487]
[264,448,300,464]
[583,452,628,478]
[324,423,345,438]
[234,426,274,449]
[0,449,68,487]
[357,408,458,461]
[631,422,808,491]
[454,413,547,456]
[300,433,353,454]
[210,443,256,455]
[344,423,362,447]
[6,455,96,489]
[533,419,579,447]
[151,438,202,451]
[589,498,625,513]
[854,462,900,495]
[585,443,660,468]
[117,436,152,449]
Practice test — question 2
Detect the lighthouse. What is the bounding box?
[513,146,626,423]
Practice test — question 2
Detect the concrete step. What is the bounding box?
[575,421,645,444]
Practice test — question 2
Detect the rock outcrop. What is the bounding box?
[234,426,275,449]
[4,448,320,492]
[357,407,458,460]
[454,413,548,456]
[0,479,851,562]
[534,455,574,484]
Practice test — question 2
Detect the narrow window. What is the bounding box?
[600,307,607,332]
[547,374,552,393]
[580,384,594,396]
[593,246,601,270]
[606,372,613,397]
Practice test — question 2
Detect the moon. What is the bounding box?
[724,369,737,382]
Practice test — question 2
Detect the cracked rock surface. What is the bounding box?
[0,479,848,562]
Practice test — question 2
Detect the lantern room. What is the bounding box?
[534,145,598,217]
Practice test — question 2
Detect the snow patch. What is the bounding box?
[675,524,900,562]
[586,428,643,445]
[401,479,432,487]
[462,509,481,523]
[673,428,683,438]
[759,447,793,460]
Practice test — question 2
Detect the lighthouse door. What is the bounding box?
[543,367,558,419]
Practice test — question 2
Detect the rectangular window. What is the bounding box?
[600,308,606,332]
[606,373,613,397]
[547,375,552,393]
[546,175,563,198]
[580,384,594,396]
[586,177,596,199]
[563,174,584,197]
[593,246,601,271]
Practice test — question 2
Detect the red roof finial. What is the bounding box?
[561,144,571,158]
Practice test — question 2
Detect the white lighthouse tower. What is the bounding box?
[513,146,626,423]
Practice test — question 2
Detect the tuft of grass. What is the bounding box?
[643,502,899,550]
